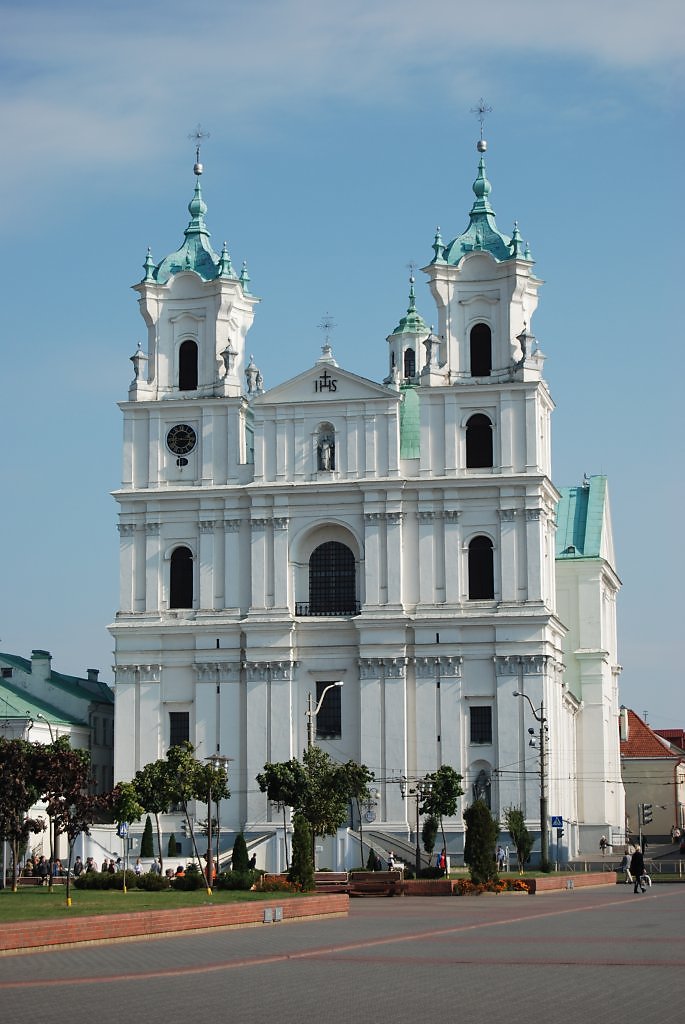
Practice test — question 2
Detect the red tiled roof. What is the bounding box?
[620,709,675,758]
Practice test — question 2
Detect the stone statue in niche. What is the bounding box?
[472,769,491,808]
[318,437,334,471]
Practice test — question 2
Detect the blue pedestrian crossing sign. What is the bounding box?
[116,822,129,838]
[551,816,563,828]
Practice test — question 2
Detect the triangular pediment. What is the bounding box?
[254,360,400,406]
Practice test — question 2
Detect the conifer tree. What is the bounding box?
[288,813,315,890]
[141,815,154,857]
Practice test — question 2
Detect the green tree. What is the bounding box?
[167,833,179,857]
[422,765,463,865]
[165,743,230,890]
[0,738,46,891]
[256,759,307,869]
[463,799,499,885]
[231,832,249,872]
[288,813,315,890]
[258,749,373,867]
[34,737,97,895]
[502,806,535,873]
[133,759,176,875]
[140,815,154,857]
[111,781,144,893]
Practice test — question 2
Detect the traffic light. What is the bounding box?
[641,803,653,825]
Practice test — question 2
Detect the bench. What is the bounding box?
[348,870,402,897]
[314,871,349,894]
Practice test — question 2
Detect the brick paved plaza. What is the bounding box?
[1,885,682,1024]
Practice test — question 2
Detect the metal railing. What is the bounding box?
[295,602,361,617]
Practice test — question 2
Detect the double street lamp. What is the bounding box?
[399,776,432,875]
[513,690,549,869]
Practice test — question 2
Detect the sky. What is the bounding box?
[1,0,683,729]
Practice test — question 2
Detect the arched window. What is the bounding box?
[309,541,356,614]
[470,323,492,377]
[466,413,493,468]
[170,546,193,608]
[403,347,415,379]
[468,536,494,600]
[178,340,198,391]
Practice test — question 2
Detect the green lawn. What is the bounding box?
[0,887,300,923]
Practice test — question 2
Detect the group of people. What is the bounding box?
[21,855,61,882]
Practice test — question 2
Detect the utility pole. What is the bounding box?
[513,691,549,870]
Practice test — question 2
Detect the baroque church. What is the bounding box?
[111,135,624,868]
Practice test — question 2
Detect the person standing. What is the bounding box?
[630,846,646,893]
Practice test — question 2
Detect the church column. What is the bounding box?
[495,656,524,814]
[363,513,382,607]
[117,523,135,613]
[383,659,408,823]
[250,518,269,610]
[245,661,268,824]
[223,519,242,610]
[145,522,161,611]
[195,663,218,758]
[417,511,436,605]
[272,517,290,610]
[364,414,377,478]
[134,524,146,611]
[199,520,216,609]
[525,508,544,603]
[438,657,463,774]
[214,520,225,609]
[498,509,518,603]
[385,512,404,607]
[443,509,461,604]
[138,663,162,768]
[217,663,241,829]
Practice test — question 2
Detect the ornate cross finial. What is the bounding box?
[188,123,210,173]
[470,98,492,146]
[406,260,416,283]
[318,312,336,345]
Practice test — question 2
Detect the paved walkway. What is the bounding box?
[1,885,683,1024]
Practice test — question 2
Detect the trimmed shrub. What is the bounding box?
[254,876,300,893]
[215,870,255,891]
[141,816,154,857]
[417,866,444,879]
[167,833,179,857]
[170,864,206,890]
[288,813,315,891]
[136,872,171,891]
[464,799,499,885]
[231,833,250,872]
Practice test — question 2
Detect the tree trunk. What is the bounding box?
[182,800,210,888]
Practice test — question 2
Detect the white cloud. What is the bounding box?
[0,0,680,218]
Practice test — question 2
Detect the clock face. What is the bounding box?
[166,423,197,456]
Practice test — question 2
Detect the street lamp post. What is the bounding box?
[513,690,549,870]
[399,777,433,875]
[204,755,232,891]
[306,682,344,749]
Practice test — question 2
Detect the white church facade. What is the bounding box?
[110,138,624,868]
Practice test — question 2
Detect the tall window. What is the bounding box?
[470,323,492,376]
[309,542,356,614]
[403,347,415,378]
[468,536,494,599]
[470,706,493,744]
[466,414,493,468]
[169,711,190,750]
[316,681,342,740]
[179,340,198,390]
[170,546,193,608]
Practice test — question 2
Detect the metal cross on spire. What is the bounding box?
[188,123,210,174]
[318,312,336,345]
[470,98,492,149]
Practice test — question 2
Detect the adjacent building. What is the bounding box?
[620,708,685,837]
